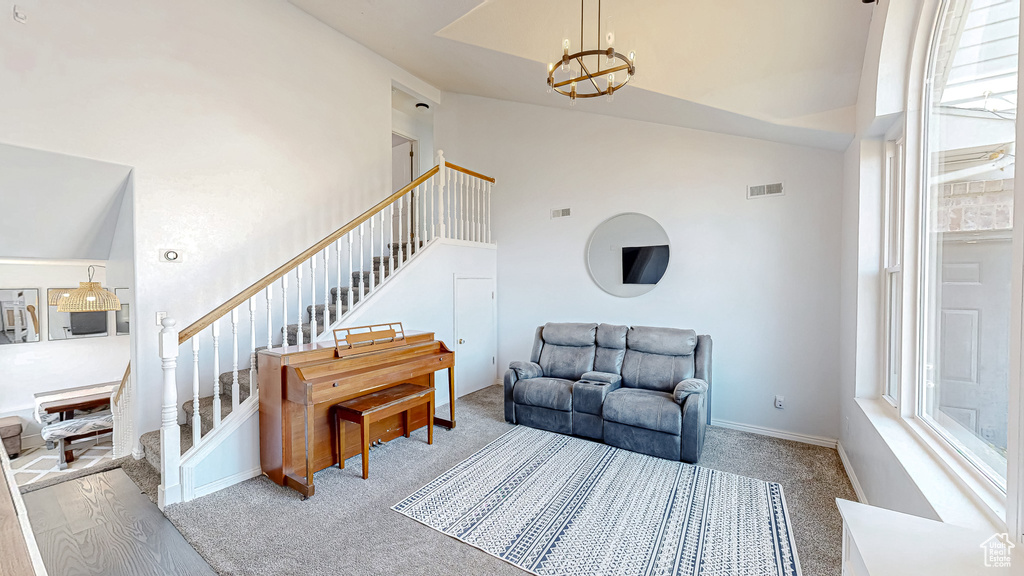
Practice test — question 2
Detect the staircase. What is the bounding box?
[139,151,496,509]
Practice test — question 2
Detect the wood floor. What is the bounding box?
[23,468,215,576]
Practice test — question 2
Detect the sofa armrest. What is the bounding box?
[579,371,622,387]
[503,369,518,423]
[672,378,709,405]
[679,390,707,463]
[573,376,622,416]
[509,360,543,380]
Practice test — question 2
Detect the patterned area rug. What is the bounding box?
[393,426,801,576]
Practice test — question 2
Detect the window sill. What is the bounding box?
[854,397,1006,533]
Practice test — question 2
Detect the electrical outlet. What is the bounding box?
[774,395,785,409]
[156,311,167,326]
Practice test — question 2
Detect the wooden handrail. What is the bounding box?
[177,165,441,344]
[113,362,130,405]
[445,161,495,183]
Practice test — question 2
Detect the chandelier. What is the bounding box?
[52,265,121,313]
[547,0,635,105]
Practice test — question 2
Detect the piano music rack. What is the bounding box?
[332,322,406,358]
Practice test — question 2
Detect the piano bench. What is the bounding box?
[331,383,435,479]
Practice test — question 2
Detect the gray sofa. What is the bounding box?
[503,323,712,463]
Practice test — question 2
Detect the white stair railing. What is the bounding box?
[153,151,494,508]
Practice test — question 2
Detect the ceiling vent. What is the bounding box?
[747,182,784,199]
[551,207,572,219]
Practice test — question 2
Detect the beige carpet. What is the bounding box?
[121,385,856,576]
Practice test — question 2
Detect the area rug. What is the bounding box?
[393,426,801,576]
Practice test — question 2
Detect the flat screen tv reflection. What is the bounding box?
[622,245,670,285]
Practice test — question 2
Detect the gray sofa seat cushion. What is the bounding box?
[673,378,708,404]
[603,388,681,435]
[509,360,543,380]
[627,326,698,356]
[512,377,575,412]
[621,350,695,392]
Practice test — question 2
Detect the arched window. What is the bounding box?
[919,0,1018,489]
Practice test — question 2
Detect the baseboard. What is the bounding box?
[193,466,262,499]
[837,441,868,504]
[712,419,838,449]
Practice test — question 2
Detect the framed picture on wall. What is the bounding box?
[114,288,130,336]
[0,288,40,345]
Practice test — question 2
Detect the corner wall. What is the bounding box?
[437,93,845,441]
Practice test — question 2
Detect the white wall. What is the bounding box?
[437,93,844,441]
[0,0,440,442]
[0,259,130,442]
[327,240,498,409]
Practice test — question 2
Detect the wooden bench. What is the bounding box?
[331,383,434,479]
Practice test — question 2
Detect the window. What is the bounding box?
[919,0,1018,488]
[883,138,905,405]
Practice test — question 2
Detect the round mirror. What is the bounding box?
[586,213,670,297]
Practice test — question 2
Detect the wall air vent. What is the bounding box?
[551,207,572,219]
[747,182,784,199]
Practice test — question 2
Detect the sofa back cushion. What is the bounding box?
[621,326,697,391]
[538,323,597,380]
[594,323,627,374]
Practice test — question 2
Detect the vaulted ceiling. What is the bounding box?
[290,0,875,150]
[0,143,131,260]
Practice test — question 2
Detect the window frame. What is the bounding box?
[882,137,906,408]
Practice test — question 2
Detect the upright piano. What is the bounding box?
[258,330,454,498]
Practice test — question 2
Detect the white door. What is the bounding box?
[454,277,497,398]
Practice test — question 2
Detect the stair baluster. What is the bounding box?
[231,308,239,410]
[369,215,375,293]
[281,274,288,348]
[487,181,493,243]
[379,209,385,282]
[474,176,481,242]
[347,232,354,310]
[296,265,304,346]
[265,284,273,348]
[397,197,405,267]
[388,203,395,277]
[359,222,365,301]
[403,187,411,254]
[212,320,221,426]
[323,248,330,328]
[335,239,343,321]
[308,257,317,341]
[248,296,256,401]
[191,337,201,447]
[437,150,447,239]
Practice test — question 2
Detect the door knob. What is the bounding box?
[459,339,465,344]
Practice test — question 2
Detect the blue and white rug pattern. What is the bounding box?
[393,426,800,576]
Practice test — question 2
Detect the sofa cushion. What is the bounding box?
[512,377,575,412]
[539,344,596,380]
[40,410,114,442]
[621,350,695,392]
[542,323,597,346]
[594,323,628,374]
[603,388,681,435]
[627,326,697,356]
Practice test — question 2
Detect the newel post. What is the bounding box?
[436,149,447,239]
[158,317,182,510]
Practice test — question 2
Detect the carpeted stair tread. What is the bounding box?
[139,422,195,472]
[182,388,251,434]
[330,286,362,305]
[283,323,331,345]
[305,303,348,325]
